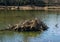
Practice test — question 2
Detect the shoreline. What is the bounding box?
[0,6,60,10]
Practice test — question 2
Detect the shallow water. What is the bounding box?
[0,10,60,42]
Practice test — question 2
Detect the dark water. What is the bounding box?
[0,10,60,42]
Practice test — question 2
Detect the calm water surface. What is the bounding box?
[0,10,60,42]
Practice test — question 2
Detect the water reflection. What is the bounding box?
[0,31,41,42]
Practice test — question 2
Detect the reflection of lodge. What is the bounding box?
[0,18,48,31]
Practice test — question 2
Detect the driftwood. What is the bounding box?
[0,18,48,31]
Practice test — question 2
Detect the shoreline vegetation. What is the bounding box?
[0,6,60,10]
[0,0,60,10]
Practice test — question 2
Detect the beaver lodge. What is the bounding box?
[0,18,48,32]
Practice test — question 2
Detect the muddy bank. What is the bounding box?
[0,6,48,10]
[0,6,60,10]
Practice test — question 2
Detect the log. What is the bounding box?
[0,18,48,31]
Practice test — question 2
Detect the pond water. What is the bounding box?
[0,10,60,42]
